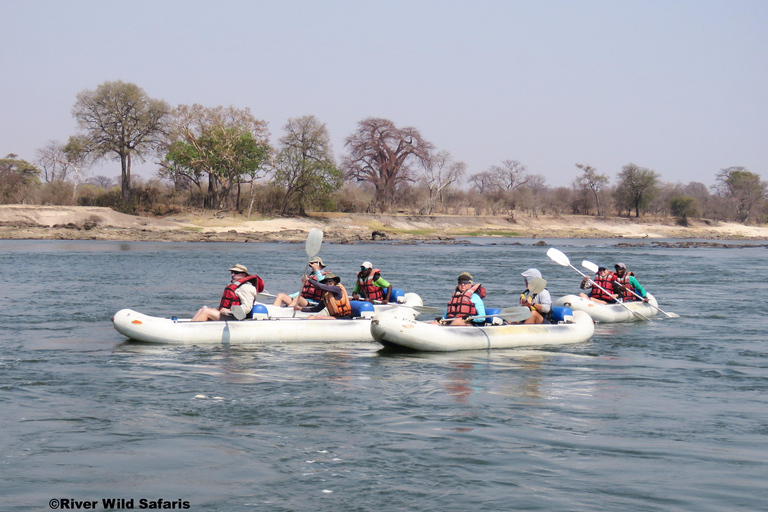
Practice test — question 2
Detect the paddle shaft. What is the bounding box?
[457,307,532,323]
[293,228,323,317]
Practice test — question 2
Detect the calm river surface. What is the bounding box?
[1,238,767,511]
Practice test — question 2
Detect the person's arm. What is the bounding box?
[306,280,342,298]
[629,276,647,298]
[470,295,485,324]
[235,284,257,313]
[301,301,326,313]
[374,276,391,303]
[535,289,552,314]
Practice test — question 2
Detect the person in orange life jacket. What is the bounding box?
[272,256,328,308]
[613,262,649,302]
[296,272,353,320]
[430,272,486,326]
[520,268,552,324]
[352,261,392,304]
[579,266,619,304]
[191,264,264,322]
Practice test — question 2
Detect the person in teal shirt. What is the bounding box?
[614,263,649,302]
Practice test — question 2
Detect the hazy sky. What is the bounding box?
[2,0,766,188]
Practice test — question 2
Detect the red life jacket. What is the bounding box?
[446,283,481,318]
[323,283,352,318]
[615,273,637,301]
[356,269,385,302]
[591,273,617,302]
[301,274,325,301]
[218,275,265,310]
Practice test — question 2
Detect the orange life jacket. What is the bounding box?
[356,269,385,301]
[219,275,265,310]
[323,283,352,318]
[446,283,481,318]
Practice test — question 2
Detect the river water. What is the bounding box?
[1,238,767,511]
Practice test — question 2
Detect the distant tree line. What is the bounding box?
[2,80,767,226]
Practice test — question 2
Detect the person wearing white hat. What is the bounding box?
[352,261,393,304]
[520,268,552,324]
[191,264,264,322]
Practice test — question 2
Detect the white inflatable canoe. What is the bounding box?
[112,293,424,345]
[369,308,595,352]
[112,309,377,345]
[553,293,659,323]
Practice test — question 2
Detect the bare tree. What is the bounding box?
[36,138,92,201]
[88,175,116,189]
[518,174,547,217]
[417,150,466,214]
[72,81,170,201]
[491,159,529,192]
[574,163,609,216]
[468,171,500,194]
[343,118,434,212]
[36,142,71,183]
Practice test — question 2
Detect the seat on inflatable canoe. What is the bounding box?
[389,288,405,303]
[350,300,375,318]
[250,303,269,320]
[551,306,573,323]
[484,308,501,325]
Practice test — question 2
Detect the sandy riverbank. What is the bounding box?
[1,205,767,244]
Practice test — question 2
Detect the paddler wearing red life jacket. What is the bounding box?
[191,264,265,322]
[431,272,487,326]
[352,261,393,304]
[579,266,619,304]
[272,256,328,308]
[613,262,649,302]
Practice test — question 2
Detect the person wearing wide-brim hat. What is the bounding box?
[191,264,264,321]
[296,272,353,320]
[272,256,329,308]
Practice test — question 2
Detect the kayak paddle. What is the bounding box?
[546,247,650,321]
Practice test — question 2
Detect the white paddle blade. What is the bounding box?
[546,247,571,267]
[305,228,323,258]
[527,276,547,294]
[496,306,533,323]
[582,260,599,273]
[412,305,440,316]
